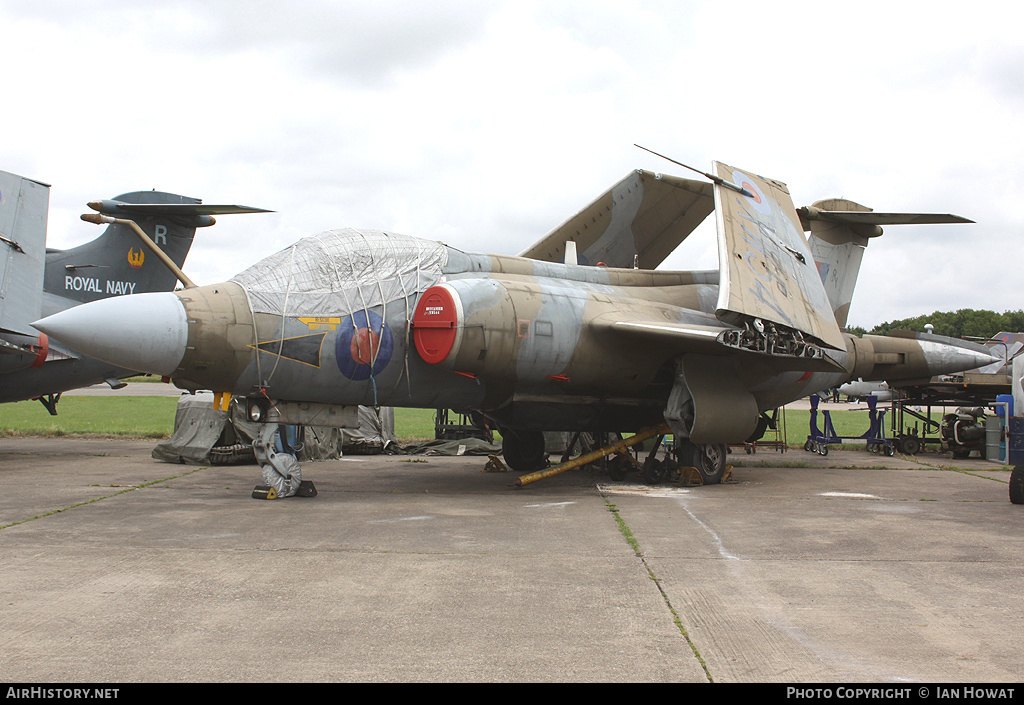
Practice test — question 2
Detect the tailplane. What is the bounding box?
[43,191,268,313]
[800,201,972,329]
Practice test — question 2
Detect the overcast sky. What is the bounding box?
[2,1,1021,330]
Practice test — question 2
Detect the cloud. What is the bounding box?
[2,1,1022,329]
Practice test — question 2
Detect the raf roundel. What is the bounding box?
[335,309,394,380]
[732,170,771,215]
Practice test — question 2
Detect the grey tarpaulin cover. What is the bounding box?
[389,438,502,456]
[230,228,447,318]
[152,394,345,465]
[152,394,258,465]
[342,406,397,454]
[152,395,498,462]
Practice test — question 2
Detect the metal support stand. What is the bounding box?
[805,394,893,456]
[37,393,60,416]
[889,396,941,455]
[736,408,786,454]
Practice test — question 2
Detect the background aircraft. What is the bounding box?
[0,168,267,411]
[838,379,892,402]
[34,161,997,496]
[0,171,48,385]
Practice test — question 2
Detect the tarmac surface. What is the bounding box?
[0,435,1021,683]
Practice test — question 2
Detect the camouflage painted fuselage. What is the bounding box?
[32,159,991,445]
[165,229,962,438]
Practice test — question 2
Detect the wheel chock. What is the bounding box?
[251,480,318,500]
[676,465,733,486]
[483,455,508,473]
[678,466,703,486]
[252,485,278,500]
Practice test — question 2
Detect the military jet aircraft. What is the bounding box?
[34,161,998,496]
[0,168,267,411]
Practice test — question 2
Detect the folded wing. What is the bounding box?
[519,169,713,268]
[713,162,846,353]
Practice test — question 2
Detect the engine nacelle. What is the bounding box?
[411,280,518,377]
[410,278,668,394]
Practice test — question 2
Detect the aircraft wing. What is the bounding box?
[0,170,49,336]
[519,170,713,268]
[592,316,843,372]
[713,162,846,352]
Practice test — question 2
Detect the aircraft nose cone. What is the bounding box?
[33,292,188,376]
[920,339,1001,376]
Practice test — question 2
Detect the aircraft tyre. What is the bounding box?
[501,429,546,472]
[607,455,631,481]
[679,442,727,485]
[641,457,666,484]
[1010,465,1024,505]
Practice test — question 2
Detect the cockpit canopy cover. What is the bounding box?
[231,228,448,317]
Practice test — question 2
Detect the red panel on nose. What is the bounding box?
[412,286,458,364]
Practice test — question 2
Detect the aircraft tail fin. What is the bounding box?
[801,198,876,330]
[0,170,49,337]
[799,201,972,329]
[44,191,269,307]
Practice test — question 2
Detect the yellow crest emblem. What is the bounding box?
[127,247,144,270]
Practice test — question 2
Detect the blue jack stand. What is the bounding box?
[804,394,894,456]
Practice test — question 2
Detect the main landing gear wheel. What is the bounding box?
[680,442,727,485]
[501,429,546,472]
[641,457,667,484]
[607,454,632,481]
[1010,465,1024,505]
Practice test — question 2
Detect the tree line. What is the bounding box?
[846,309,1024,340]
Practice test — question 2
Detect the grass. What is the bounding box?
[0,396,442,442]
[0,397,180,438]
[394,407,439,441]
[0,395,930,448]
